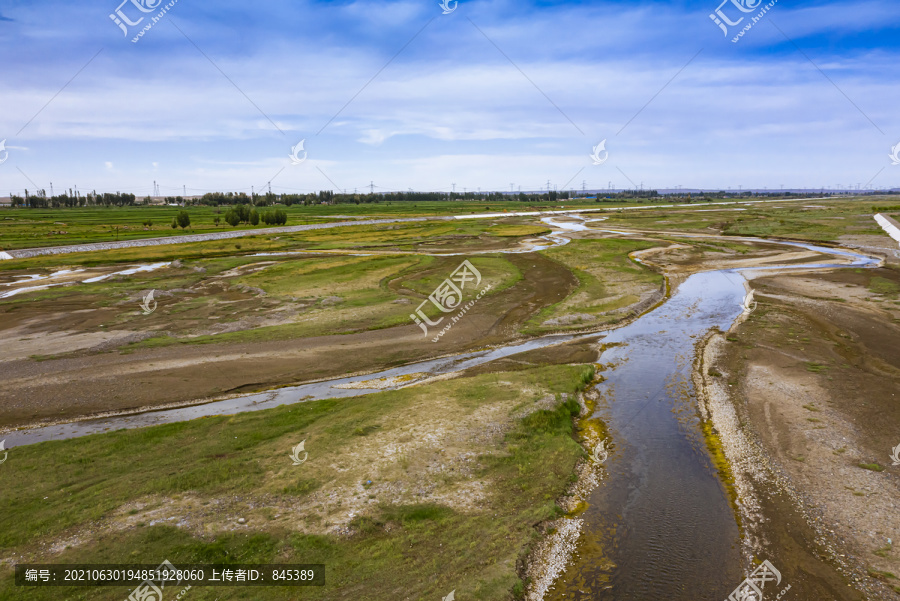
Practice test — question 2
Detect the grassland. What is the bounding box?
[0,364,594,601]
[600,198,891,242]
[0,219,551,272]
[0,202,590,251]
[2,196,851,252]
[121,254,523,348]
[523,238,666,333]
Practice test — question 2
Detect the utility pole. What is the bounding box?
[183,185,186,197]
[452,183,456,193]
[50,182,54,196]
[510,183,514,193]
[370,181,374,194]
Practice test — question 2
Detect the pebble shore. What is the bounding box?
[522,387,605,601]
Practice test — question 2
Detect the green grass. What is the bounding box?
[0,218,549,273]
[858,463,885,472]
[869,276,900,298]
[868,568,897,581]
[0,206,346,251]
[874,543,893,558]
[523,238,664,333]
[121,255,522,349]
[0,201,624,252]
[599,197,890,242]
[0,364,594,600]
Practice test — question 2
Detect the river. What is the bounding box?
[0,227,880,599]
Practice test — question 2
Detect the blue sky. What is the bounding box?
[1,0,899,195]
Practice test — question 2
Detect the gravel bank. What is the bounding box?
[523,386,605,601]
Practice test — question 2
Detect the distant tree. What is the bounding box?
[213,216,220,227]
[249,208,259,226]
[224,209,240,227]
[171,218,177,229]
[176,210,191,229]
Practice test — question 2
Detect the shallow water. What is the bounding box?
[0,263,169,299]
[2,334,581,448]
[548,269,750,599]
[547,243,877,600]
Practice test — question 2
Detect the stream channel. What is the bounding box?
[0,229,879,599]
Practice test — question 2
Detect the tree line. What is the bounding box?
[10,190,137,208]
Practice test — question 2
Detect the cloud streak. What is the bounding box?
[0,0,897,194]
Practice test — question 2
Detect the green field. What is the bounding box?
[1,196,850,252]
[0,202,585,251]
[0,364,595,601]
[600,198,890,242]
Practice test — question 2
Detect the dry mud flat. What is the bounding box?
[697,263,900,600]
[0,252,579,429]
